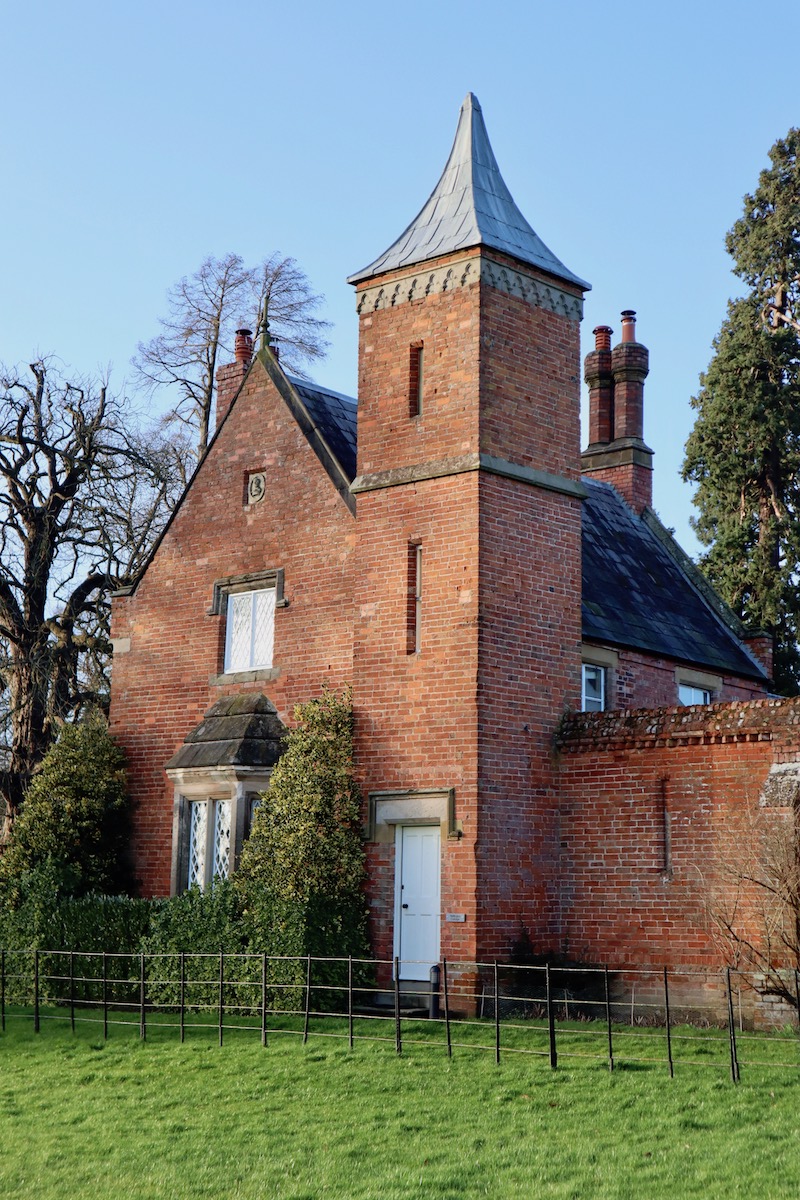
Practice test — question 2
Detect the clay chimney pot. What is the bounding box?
[234,328,254,368]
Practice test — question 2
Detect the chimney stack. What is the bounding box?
[581,310,653,513]
[611,311,649,443]
[584,326,614,447]
[216,329,255,432]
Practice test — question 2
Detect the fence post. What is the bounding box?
[348,956,354,1050]
[261,954,267,1048]
[443,958,452,1059]
[394,957,402,1056]
[725,967,740,1084]
[218,951,225,1048]
[494,961,501,1065]
[69,951,75,1034]
[604,966,614,1072]
[1,950,5,1033]
[139,952,146,1042]
[34,950,40,1033]
[303,956,312,1045]
[102,953,108,1041]
[663,967,674,1078]
[794,969,800,1030]
[546,963,557,1070]
[179,952,186,1044]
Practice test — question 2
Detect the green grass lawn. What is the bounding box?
[1,1009,799,1199]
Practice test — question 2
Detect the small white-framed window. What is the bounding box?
[678,683,711,706]
[581,663,606,712]
[224,588,276,673]
[187,799,232,890]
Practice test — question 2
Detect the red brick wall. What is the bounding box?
[476,476,583,959]
[581,462,652,513]
[589,645,767,710]
[479,281,582,480]
[110,359,356,896]
[556,700,800,971]
[353,475,481,964]
[355,270,481,477]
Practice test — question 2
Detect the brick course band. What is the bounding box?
[351,452,587,499]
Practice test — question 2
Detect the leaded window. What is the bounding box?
[224,588,275,673]
[187,799,231,890]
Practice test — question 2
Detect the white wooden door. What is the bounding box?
[394,825,441,980]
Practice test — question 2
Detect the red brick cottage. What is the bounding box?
[110,95,794,992]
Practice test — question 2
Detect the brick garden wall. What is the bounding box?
[555,698,800,971]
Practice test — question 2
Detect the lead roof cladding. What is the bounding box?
[347,93,589,290]
[290,378,765,680]
[581,479,766,681]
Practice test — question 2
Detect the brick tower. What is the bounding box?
[349,95,589,980]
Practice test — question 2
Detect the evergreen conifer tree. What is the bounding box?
[683,130,800,692]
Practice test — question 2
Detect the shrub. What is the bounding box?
[140,880,262,1010]
[0,713,131,899]
[236,687,370,1005]
[0,860,154,1004]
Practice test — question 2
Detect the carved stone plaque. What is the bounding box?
[247,471,266,505]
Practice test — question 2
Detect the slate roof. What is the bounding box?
[581,479,766,681]
[287,375,358,481]
[348,93,589,290]
[165,694,286,771]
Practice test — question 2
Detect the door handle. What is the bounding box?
[402,903,409,909]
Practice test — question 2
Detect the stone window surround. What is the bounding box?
[675,666,722,703]
[581,644,618,710]
[166,764,273,895]
[208,568,287,686]
[367,788,461,843]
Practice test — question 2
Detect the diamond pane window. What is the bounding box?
[212,800,231,880]
[187,799,232,890]
[188,801,208,888]
[224,588,276,673]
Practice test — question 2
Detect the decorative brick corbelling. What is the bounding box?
[355,253,584,322]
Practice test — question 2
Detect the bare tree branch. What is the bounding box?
[0,359,187,843]
[133,252,330,460]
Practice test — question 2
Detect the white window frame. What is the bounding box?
[224,587,276,673]
[581,662,606,712]
[675,667,720,707]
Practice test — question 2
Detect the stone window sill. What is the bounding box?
[209,667,280,686]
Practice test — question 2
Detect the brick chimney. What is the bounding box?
[215,329,254,431]
[581,310,653,512]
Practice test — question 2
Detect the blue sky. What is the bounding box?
[4,0,799,554]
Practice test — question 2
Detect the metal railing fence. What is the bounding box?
[2,949,799,1083]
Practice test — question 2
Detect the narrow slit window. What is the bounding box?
[409,343,424,417]
[407,543,422,653]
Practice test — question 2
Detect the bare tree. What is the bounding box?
[702,792,800,1011]
[133,252,330,460]
[0,359,186,843]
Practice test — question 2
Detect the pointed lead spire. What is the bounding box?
[348,93,588,289]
